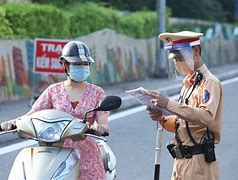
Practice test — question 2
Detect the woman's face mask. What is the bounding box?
[68,65,90,83]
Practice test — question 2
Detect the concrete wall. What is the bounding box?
[0,28,238,102]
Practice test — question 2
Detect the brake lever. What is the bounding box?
[84,133,107,142]
[85,129,109,136]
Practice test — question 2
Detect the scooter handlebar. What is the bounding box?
[0,124,17,131]
[11,124,17,130]
[85,129,109,137]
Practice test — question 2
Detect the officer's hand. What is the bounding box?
[146,90,169,109]
[146,106,164,122]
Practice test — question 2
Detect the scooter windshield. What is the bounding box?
[32,119,70,142]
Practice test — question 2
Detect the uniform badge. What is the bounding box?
[203,90,210,103]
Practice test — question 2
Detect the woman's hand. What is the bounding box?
[91,123,108,135]
[0,119,16,131]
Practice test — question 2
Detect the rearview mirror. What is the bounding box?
[83,96,122,123]
[94,96,122,111]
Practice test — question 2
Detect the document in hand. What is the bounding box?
[125,87,158,109]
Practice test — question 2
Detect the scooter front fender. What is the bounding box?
[8,146,80,180]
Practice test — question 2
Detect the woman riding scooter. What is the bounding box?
[1,41,109,179]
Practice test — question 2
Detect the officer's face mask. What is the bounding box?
[165,42,194,78]
[68,65,90,83]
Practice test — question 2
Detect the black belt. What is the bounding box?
[181,145,204,157]
[168,144,205,159]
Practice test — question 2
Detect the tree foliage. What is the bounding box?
[30,0,238,23]
[218,0,237,22]
[167,0,227,22]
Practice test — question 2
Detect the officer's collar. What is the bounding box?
[183,72,196,87]
[183,64,207,87]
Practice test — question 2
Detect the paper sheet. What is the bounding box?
[125,87,158,109]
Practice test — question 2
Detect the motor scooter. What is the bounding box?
[0,95,121,180]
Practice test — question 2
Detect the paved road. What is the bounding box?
[0,77,238,179]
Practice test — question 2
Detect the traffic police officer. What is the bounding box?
[146,31,223,180]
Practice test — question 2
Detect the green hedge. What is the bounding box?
[0,7,14,38]
[68,3,117,37]
[0,3,164,39]
[0,3,193,39]
[115,11,157,38]
[67,3,161,39]
[2,3,70,38]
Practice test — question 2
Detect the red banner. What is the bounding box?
[34,39,68,74]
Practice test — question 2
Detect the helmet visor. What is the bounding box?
[165,42,194,70]
[164,42,194,79]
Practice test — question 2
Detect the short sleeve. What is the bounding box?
[31,85,53,111]
[95,88,110,119]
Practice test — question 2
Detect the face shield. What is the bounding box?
[164,42,194,78]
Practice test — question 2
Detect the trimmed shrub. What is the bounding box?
[115,12,156,38]
[68,3,117,37]
[1,2,211,40]
[0,7,13,38]
[68,3,160,39]
[2,3,70,38]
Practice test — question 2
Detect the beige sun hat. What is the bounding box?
[158,31,203,46]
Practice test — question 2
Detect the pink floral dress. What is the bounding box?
[32,82,109,180]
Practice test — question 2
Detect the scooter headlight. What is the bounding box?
[52,150,80,180]
[32,119,70,142]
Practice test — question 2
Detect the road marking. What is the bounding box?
[0,140,36,155]
[221,76,238,86]
[1,75,238,155]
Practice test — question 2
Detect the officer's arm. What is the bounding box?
[166,79,222,127]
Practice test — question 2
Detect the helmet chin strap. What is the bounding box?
[71,79,84,83]
[63,63,69,74]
